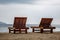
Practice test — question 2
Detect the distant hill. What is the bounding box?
[0,22,60,27]
[0,22,12,27]
[0,22,7,24]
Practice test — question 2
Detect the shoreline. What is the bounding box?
[0,31,60,33]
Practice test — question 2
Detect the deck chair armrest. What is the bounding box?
[26,27,29,29]
[44,25,56,29]
[31,26,40,28]
[49,25,56,28]
[8,27,15,29]
[49,25,55,27]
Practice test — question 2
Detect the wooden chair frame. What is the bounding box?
[31,18,56,33]
[8,17,29,34]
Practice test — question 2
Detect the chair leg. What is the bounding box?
[25,29,27,34]
[19,29,21,33]
[50,29,53,33]
[14,29,15,34]
[9,29,11,33]
[40,29,43,33]
[32,28,34,32]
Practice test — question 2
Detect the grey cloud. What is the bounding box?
[0,0,37,4]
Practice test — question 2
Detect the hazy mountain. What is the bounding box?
[0,22,12,27]
[0,22,38,27]
[0,22,60,27]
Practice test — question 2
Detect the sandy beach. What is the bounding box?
[0,32,60,40]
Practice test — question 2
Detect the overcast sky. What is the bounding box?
[0,0,60,24]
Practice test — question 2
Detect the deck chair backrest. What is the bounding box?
[13,17,27,29]
[39,18,53,27]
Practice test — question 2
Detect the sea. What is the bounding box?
[0,24,60,33]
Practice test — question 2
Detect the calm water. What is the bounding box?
[0,24,60,32]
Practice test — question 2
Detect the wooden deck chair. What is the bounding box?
[8,17,29,34]
[31,18,56,33]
